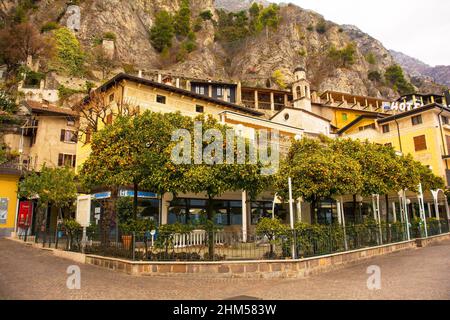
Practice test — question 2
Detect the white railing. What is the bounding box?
[173,230,225,248]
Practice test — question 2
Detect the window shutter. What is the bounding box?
[414,135,427,151]
[446,136,450,155]
[60,129,65,142]
[58,154,64,166]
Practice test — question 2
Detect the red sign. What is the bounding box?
[18,201,33,229]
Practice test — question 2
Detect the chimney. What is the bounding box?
[157,74,162,83]
[138,70,143,78]
[175,78,180,88]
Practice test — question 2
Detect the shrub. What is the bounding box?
[328,43,356,68]
[41,21,60,33]
[365,52,376,65]
[103,31,117,41]
[368,70,382,82]
[271,69,286,89]
[200,10,213,21]
[315,20,327,34]
[58,85,83,101]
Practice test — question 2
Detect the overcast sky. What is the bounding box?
[273,0,450,66]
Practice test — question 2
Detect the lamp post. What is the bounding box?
[288,177,296,259]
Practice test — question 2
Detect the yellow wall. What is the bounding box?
[345,118,377,135]
[334,110,370,129]
[343,109,449,183]
[0,174,19,234]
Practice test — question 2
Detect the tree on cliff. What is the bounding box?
[150,10,175,52]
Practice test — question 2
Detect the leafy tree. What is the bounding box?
[385,65,415,95]
[275,137,362,223]
[171,115,269,257]
[91,45,117,80]
[79,111,191,241]
[40,21,60,33]
[150,10,175,52]
[19,166,78,233]
[0,22,54,73]
[52,27,85,76]
[174,0,191,37]
[256,218,288,258]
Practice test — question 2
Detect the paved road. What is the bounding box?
[0,238,449,300]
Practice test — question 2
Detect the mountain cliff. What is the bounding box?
[391,50,450,88]
[1,0,446,100]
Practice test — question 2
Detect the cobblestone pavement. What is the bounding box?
[0,238,449,300]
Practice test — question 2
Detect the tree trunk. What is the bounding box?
[133,181,139,220]
[101,188,117,246]
[206,195,215,260]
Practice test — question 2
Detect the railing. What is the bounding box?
[18,220,450,262]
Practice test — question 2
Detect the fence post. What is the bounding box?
[81,227,87,254]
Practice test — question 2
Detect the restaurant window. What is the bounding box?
[60,129,77,143]
[58,154,76,168]
[382,124,390,134]
[342,113,348,121]
[411,115,423,126]
[196,105,204,113]
[156,95,166,104]
[413,135,427,152]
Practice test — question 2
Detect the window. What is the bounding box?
[58,154,76,168]
[384,143,393,148]
[85,130,92,144]
[106,113,113,124]
[194,86,205,95]
[156,95,166,104]
[284,113,290,121]
[342,113,348,121]
[217,87,223,97]
[67,117,76,126]
[446,135,450,155]
[442,116,449,125]
[60,129,77,143]
[411,115,423,126]
[359,124,376,131]
[413,135,427,151]
[382,124,390,134]
[109,93,115,102]
[195,105,204,113]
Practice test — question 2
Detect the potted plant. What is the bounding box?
[119,221,133,250]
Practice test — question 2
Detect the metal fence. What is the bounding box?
[18,219,450,262]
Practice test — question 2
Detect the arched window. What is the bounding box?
[296,86,302,98]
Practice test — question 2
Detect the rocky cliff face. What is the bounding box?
[6,0,446,98]
[215,0,271,12]
[391,50,450,88]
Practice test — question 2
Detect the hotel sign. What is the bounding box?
[384,102,424,112]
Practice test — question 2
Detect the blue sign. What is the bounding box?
[93,192,111,200]
[118,190,158,199]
